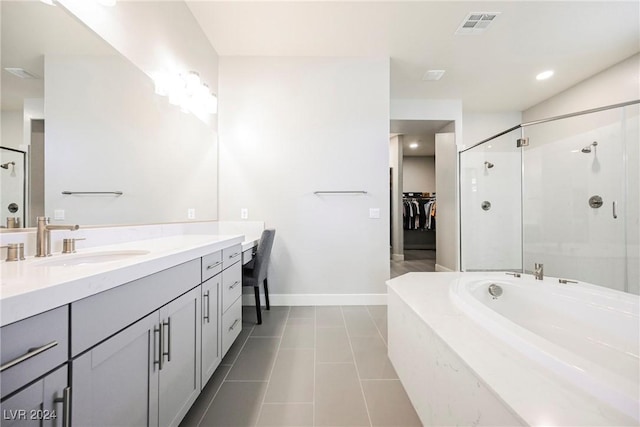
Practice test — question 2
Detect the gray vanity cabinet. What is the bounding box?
[72,313,160,427]
[72,286,201,427]
[0,365,68,427]
[200,275,221,388]
[158,287,201,427]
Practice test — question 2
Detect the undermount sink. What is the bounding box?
[33,250,151,267]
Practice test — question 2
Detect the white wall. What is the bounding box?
[523,53,639,122]
[402,156,435,194]
[462,111,523,150]
[390,135,404,260]
[219,56,390,302]
[1,111,22,150]
[45,54,217,225]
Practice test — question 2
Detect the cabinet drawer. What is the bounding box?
[1,306,68,398]
[242,248,253,266]
[201,251,223,281]
[222,244,242,269]
[222,261,242,313]
[221,298,242,357]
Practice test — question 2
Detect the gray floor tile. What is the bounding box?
[288,306,315,318]
[257,403,314,426]
[251,308,290,337]
[316,306,344,327]
[315,363,369,426]
[198,381,267,427]
[362,380,422,426]
[316,327,352,364]
[280,324,315,349]
[226,337,280,381]
[350,335,398,379]
[264,348,314,403]
[343,308,380,337]
[221,325,253,366]
[286,316,314,326]
[180,364,231,427]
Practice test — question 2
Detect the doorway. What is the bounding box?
[389,119,453,277]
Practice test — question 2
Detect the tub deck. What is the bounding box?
[387,272,639,426]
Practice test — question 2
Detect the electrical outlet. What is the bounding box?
[369,208,380,219]
[187,208,196,219]
[54,209,65,220]
[241,208,248,219]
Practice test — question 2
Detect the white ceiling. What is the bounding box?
[391,119,452,156]
[187,0,640,112]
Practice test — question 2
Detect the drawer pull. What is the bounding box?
[163,318,172,363]
[0,341,58,372]
[228,281,240,290]
[228,252,240,259]
[206,261,222,270]
[53,386,71,427]
[154,325,162,371]
[228,319,240,332]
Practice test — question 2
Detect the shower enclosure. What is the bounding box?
[460,100,639,294]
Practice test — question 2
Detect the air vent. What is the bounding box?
[4,68,40,79]
[422,70,446,81]
[455,12,500,35]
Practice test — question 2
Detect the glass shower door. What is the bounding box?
[460,128,522,272]
[522,107,629,292]
[0,147,26,228]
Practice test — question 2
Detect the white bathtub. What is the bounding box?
[387,272,640,426]
[450,275,639,422]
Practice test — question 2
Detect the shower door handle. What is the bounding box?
[613,201,618,219]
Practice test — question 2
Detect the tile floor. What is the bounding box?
[390,249,436,278]
[180,305,421,427]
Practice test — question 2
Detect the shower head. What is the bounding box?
[581,141,598,153]
[484,161,494,169]
[1,161,15,170]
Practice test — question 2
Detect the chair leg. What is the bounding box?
[254,286,262,325]
[263,278,270,310]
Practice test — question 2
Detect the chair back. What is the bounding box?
[252,229,276,284]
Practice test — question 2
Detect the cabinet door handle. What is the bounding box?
[163,318,171,363]
[228,281,240,290]
[228,319,240,332]
[228,252,240,259]
[154,325,162,371]
[613,201,618,219]
[203,291,210,323]
[206,261,222,270]
[0,341,58,372]
[53,386,71,427]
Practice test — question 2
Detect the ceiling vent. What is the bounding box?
[4,68,40,79]
[422,70,446,81]
[455,12,500,35]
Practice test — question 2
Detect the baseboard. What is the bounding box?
[435,264,455,272]
[242,293,387,306]
[391,253,405,261]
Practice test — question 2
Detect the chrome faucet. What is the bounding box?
[35,217,80,257]
[534,263,544,280]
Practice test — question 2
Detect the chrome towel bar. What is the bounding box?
[314,191,367,194]
[62,191,123,196]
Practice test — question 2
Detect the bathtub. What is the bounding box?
[387,272,640,426]
[450,275,639,422]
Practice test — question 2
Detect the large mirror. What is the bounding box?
[0,1,218,229]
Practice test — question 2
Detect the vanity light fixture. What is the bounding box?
[154,70,218,116]
[409,143,419,149]
[536,70,554,81]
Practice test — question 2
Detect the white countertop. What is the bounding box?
[1,234,245,327]
[387,272,635,427]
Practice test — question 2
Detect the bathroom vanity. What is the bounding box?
[0,234,247,427]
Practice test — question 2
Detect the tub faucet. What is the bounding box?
[35,217,80,257]
[534,263,544,280]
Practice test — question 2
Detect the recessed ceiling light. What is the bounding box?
[422,70,446,81]
[409,143,419,149]
[536,70,554,81]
